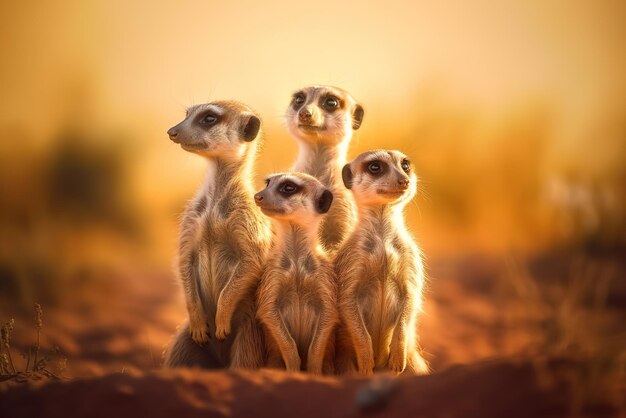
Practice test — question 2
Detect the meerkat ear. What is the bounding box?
[342,164,353,189]
[317,189,334,214]
[352,104,364,130]
[242,115,261,142]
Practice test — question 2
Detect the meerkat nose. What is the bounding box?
[167,127,179,141]
[254,194,264,203]
[298,108,312,122]
[398,178,410,189]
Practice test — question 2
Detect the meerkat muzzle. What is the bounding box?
[298,108,313,122]
[397,178,410,189]
[167,127,179,142]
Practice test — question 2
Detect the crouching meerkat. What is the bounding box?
[335,150,429,376]
[286,85,364,253]
[163,101,272,369]
[254,173,338,374]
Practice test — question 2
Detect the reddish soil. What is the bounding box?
[1,358,620,418]
[0,251,623,417]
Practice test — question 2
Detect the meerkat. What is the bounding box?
[335,150,429,376]
[162,101,272,369]
[254,172,338,374]
[286,85,364,253]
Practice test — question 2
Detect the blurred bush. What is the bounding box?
[45,130,140,234]
[0,126,144,310]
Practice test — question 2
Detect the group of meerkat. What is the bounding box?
[162,85,428,375]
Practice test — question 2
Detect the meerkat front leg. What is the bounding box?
[258,284,301,371]
[263,309,301,371]
[340,280,375,375]
[342,302,375,375]
[306,303,337,374]
[180,249,210,344]
[388,284,419,374]
[215,260,260,340]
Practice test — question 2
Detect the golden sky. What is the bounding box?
[1,1,624,232]
[0,0,624,256]
[1,0,624,133]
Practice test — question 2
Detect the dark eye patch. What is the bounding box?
[401,159,411,173]
[320,94,342,112]
[364,160,387,176]
[196,111,220,127]
[292,92,306,110]
[278,181,301,197]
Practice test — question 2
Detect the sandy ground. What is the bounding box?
[1,358,622,418]
[0,251,624,417]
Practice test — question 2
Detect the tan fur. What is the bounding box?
[163,101,271,369]
[286,85,364,253]
[254,173,338,374]
[335,150,429,376]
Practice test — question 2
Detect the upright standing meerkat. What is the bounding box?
[335,150,429,376]
[163,101,272,369]
[286,85,364,252]
[254,172,338,374]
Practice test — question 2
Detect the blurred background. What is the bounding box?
[0,0,624,377]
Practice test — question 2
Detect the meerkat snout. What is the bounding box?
[298,107,314,123]
[167,126,179,141]
[398,177,410,189]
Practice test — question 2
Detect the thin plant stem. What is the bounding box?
[34,304,42,371]
[25,347,31,372]
[6,345,17,374]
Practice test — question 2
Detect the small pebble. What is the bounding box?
[355,375,397,413]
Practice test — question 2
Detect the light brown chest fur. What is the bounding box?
[336,213,425,374]
[257,239,338,373]
[183,188,270,318]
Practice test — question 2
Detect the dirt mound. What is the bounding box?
[1,358,619,418]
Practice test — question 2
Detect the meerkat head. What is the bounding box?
[167,100,261,161]
[286,85,364,145]
[254,172,334,225]
[341,150,417,207]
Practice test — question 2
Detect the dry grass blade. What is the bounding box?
[0,304,68,384]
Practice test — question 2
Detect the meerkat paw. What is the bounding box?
[358,365,375,376]
[357,348,375,376]
[214,305,233,340]
[388,348,407,374]
[307,365,323,375]
[214,321,231,340]
[284,355,301,372]
[306,359,324,375]
[189,318,210,344]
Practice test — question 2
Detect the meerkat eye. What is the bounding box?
[323,96,339,110]
[367,161,383,175]
[294,94,306,105]
[401,159,411,173]
[264,178,270,187]
[279,181,299,196]
[201,113,218,125]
